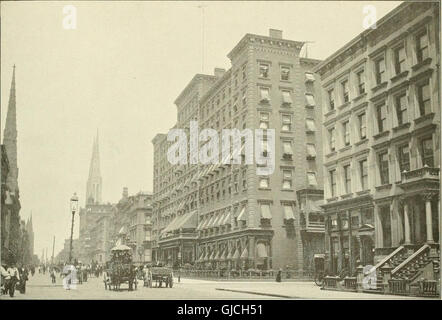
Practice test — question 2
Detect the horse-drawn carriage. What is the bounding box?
[104,245,137,291]
[144,266,173,288]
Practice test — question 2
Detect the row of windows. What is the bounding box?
[327,136,434,197]
[326,29,430,111]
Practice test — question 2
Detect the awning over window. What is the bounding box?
[283,142,293,155]
[307,172,318,186]
[260,204,272,219]
[256,243,268,258]
[282,91,293,104]
[240,247,249,260]
[222,211,232,225]
[305,73,315,82]
[304,200,323,213]
[305,94,316,106]
[214,250,221,261]
[175,210,198,230]
[197,217,205,230]
[232,248,240,260]
[237,207,247,221]
[307,144,317,157]
[260,88,270,101]
[283,205,295,220]
[218,249,226,262]
[118,226,127,235]
[226,248,232,260]
[306,119,317,132]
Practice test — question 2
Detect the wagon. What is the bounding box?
[105,245,137,291]
[145,267,173,288]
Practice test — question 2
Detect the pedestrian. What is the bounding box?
[1,262,11,295]
[276,269,282,283]
[50,268,56,284]
[7,262,20,297]
[18,265,29,294]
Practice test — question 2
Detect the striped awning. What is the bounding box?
[237,207,247,221]
[232,248,240,260]
[222,211,232,225]
[226,248,232,260]
[240,247,249,260]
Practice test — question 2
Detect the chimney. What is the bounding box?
[214,68,226,78]
[269,29,283,39]
[122,187,128,199]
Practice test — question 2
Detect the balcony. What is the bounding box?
[401,166,439,183]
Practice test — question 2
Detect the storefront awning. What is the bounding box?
[257,243,268,258]
[240,247,249,260]
[232,248,240,260]
[237,207,247,221]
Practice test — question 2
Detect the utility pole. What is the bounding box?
[302,41,316,58]
[197,4,207,73]
[51,236,55,265]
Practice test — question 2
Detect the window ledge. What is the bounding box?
[393,122,411,132]
[373,130,390,140]
[352,92,367,102]
[324,109,336,117]
[338,101,351,110]
[371,81,388,92]
[375,184,392,191]
[355,138,368,146]
[258,188,271,191]
[356,190,370,196]
[281,103,292,107]
[411,57,432,72]
[280,80,292,84]
[326,151,337,158]
[258,77,271,81]
[341,193,353,199]
[391,70,409,83]
[281,189,295,192]
[339,145,351,152]
[306,156,316,160]
[305,104,316,109]
[281,130,294,134]
[414,112,435,125]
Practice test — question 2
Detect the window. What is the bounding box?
[282,170,292,189]
[306,119,316,132]
[261,140,269,156]
[282,141,293,159]
[329,169,337,197]
[305,94,316,107]
[376,103,387,133]
[283,204,295,221]
[398,144,410,172]
[305,73,315,82]
[342,80,349,103]
[281,65,290,81]
[378,152,389,185]
[260,203,272,220]
[259,177,269,189]
[357,70,365,95]
[306,144,316,159]
[417,80,431,116]
[340,215,349,230]
[329,127,336,152]
[282,90,292,105]
[358,113,366,139]
[375,57,386,85]
[307,172,318,186]
[331,218,338,230]
[416,31,429,63]
[260,87,270,102]
[260,112,269,129]
[342,121,350,146]
[395,94,408,125]
[343,165,351,194]
[259,63,269,78]
[421,138,434,167]
[281,114,292,131]
[328,89,335,110]
[394,46,406,74]
[360,159,368,190]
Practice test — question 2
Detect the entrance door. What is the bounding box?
[361,237,374,266]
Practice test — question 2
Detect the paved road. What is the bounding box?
[0,273,428,300]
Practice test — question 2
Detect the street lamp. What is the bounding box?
[68,193,79,263]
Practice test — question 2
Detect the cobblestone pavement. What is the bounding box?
[0,273,430,300]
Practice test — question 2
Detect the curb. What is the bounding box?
[215,288,300,299]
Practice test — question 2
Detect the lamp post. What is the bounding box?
[68,193,79,263]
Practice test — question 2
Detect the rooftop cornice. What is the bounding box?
[174,74,216,106]
[200,68,233,105]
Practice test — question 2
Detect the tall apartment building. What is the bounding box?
[152,29,324,272]
[313,2,440,276]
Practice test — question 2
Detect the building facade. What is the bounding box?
[152,29,325,272]
[314,2,440,277]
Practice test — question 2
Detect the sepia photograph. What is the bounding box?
[0,0,440,305]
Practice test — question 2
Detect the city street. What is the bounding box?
[1,273,430,300]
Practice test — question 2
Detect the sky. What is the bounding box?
[1,1,402,259]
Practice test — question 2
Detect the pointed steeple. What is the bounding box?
[86,130,102,204]
[3,65,19,194]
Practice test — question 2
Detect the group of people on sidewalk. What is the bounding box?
[1,261,30,297]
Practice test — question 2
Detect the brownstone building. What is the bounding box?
[314,2,440,286]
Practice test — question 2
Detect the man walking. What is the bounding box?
[7,263,20,297]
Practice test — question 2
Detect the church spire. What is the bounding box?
[86,130,102,204]
[3,65,19,194]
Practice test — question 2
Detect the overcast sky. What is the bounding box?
[1,1,401,259]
